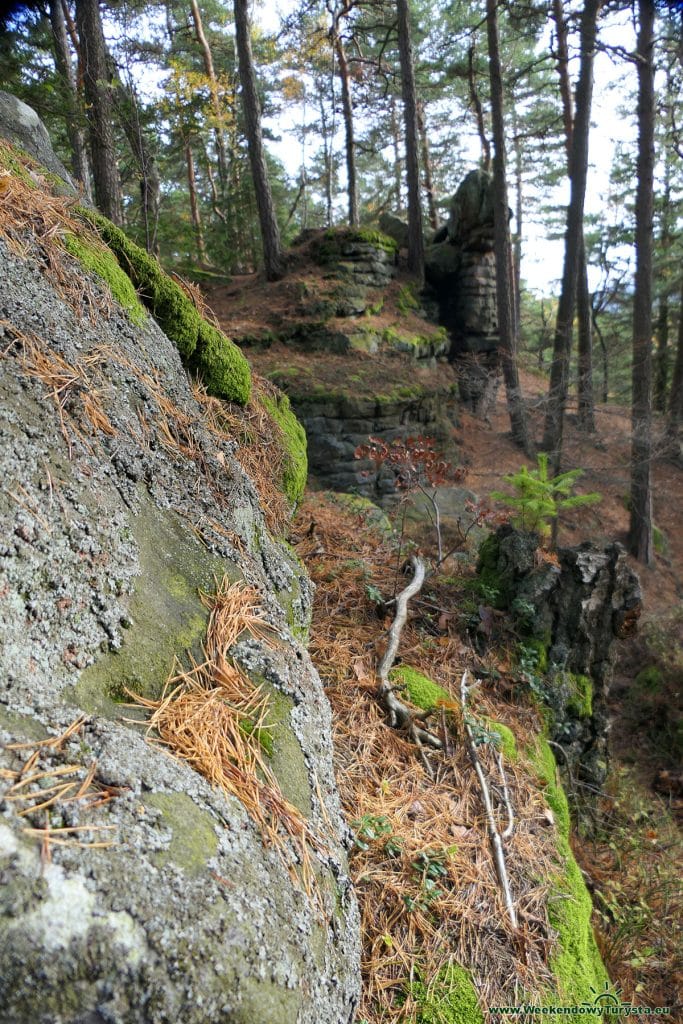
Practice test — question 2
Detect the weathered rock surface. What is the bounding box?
[0,109,360,1023]
[478,526,642,787]
[425,170,502,416]
[0,89,74,187]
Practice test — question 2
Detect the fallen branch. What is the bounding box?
[376,556,442,776]
[460,669,518,930]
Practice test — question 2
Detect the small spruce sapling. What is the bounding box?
[490,452,601,545]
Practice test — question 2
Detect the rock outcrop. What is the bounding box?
[0,104,359,1023]
[425,170,502,417]
[478,526,642,788]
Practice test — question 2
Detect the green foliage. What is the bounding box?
[491,454,601,541]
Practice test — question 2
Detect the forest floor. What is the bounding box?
[211,276,682,1016]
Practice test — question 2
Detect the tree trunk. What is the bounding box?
[233,0,284,281]
[396,0,424,280]
[189,0,229,192]
[111,71,160,254]
[542,0,601,469]
[468,42,491,171]
[577,239,595,430]
[49,0,91,198]
[390,96,403,214]
[332,25,358,227]
[486,0,531,455]
[185,143,207,263]
[417,99,438,230]
[75,0,122,224]
[552,0,595,432]
[628,0,655,565]
[666,276,683,447]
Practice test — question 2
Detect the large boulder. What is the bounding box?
[0,102,360,1024]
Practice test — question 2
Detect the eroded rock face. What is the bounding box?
[425,170,502,417]
[0,106,360,1024]
[478,527,642,788]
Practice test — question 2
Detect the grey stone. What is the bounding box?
[0,90,74,189]
[0,103,360,1024]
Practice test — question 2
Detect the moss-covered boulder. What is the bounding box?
[0,99,359,1024]
[81,210,251,405]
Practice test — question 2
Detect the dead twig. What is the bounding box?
[460,669,518,930]
[376,556,442,777]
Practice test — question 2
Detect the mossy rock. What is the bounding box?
[410,963,483,1024]
[482,718,518,761]
[62,232,147,326]
[527,737,609,1003]
[78,208,251,405]
[260,392,308,507]
[68,500,241,717]
[566,673,593,718]
[390,666,450,711]
[190,321,251,405]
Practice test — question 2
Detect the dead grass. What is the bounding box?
[293,492,569,1020]
[0,144,112,322]
[1,716,123,860]
[129,577,323,893]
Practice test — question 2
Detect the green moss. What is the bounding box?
[68,500,241,717]
[190,321,251,405]
[0,140,35,182]
[78,208,252,405]
[527,737,609,1003]
[653,524,667,555]
[397,282,421,314]
[390,666,450,711]
[566,673,593,718]
[483,719,518,762]
[524,638,549,674]
[145,792,219,875]
[81,209,201,359]
[410,963,483,1024]
[634,665,663,692]
[260,392,308,507]
[62,233,146,326]
[476,534,508,609]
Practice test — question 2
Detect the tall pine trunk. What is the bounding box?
[75,0,122,225]
[628,0,655,565]
[49,0,91,198]
[234,0,284,281]
[486,0,531,455]
[329,12,358,227]
[417,100,438,230]
[543,0,601,467]
[666,276,683,449]
[396,0,424,280]
[185,143,207,263]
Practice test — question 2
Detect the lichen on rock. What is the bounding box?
[0,99,359,1024]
